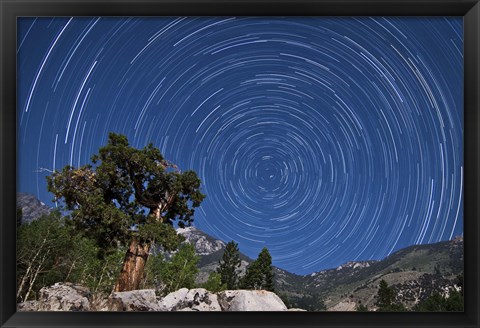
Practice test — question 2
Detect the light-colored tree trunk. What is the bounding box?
[114,239,150,292]
[65,259,77,282]
[24,250,49,301]
[17,234,50,300]
[173,258,189,292]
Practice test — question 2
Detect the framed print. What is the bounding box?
[1,0,479,327]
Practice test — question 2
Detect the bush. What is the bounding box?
[201,272,226,293]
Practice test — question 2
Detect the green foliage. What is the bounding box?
[414,293,446,312]
[47,132,205,254]
[308,294,327,311]
[16,212,71,301]
[241,247,275,292]
[415,292,464,312]
[433,264,441,276]
[455,273,463,295]
[356,303,369,312]
[61,236,125,295]
[201,272,227,293]
[413,276,464,312]
[158,243,200,295]
[16,212,124,301]
[376,280,394,309]
[375,279,406,312]
[16,207,23,226]
[277,292,291,309]
[217,240,241,289]
[445,289,464,311]
[143,252,165,291]
[241,260,261,290]
[290,294,326,311]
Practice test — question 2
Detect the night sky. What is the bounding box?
[17,17,463,275]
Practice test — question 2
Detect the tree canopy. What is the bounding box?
[47,132,205,251]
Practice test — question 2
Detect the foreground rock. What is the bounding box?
[17,301,40,312]
[107,289,162,311]
[159,288,221,311]
[18,283,293,312]
[18,283,91,311]
[217,290,287,311]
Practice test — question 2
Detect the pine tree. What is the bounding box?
[376,279,394,309]
[356,303,369,312]
[217,240,241,289]
[241,247,275,291]
[258,247,275,292]
[375,279,406,311]
[241,260,262,290]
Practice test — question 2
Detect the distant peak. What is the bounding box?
[336,260,376,271]
[17,192,51,224]
[176,226,198,233]
[175,226,225,256]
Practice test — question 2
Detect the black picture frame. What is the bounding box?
[1,1,479,327]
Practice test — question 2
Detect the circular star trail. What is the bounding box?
[17,17,463,274]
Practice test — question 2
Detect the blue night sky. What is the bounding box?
[17,17,463,275]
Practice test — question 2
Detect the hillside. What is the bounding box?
[302,237,463,310]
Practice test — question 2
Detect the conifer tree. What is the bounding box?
[375,279,406,311]
[217,240,241,289]
[241,247,275,291]
[376,279,394,309]
[47,133,205,291]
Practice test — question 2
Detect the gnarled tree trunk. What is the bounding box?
[114,239,150,292]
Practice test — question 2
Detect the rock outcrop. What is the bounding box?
[159,288,221,311]
[18,283,292,312]
[176,227,225,256]
[18,283,91,311]
[217,290,287,311]
[16,193,51,224]
[107,289,162,311]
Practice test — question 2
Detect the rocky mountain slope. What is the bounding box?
[16,193,51,224]
[18,193,463,311]
[303,236,463,310]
